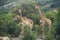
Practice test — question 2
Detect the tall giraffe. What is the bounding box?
[35,5,51,39]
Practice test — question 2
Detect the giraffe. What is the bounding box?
[35,4,51,39]
[13,9,33,31]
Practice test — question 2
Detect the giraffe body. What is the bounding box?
[13,15,33,30]
[35,5,51,29]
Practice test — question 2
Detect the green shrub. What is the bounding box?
[20,26,37,40]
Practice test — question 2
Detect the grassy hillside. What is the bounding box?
[0,0,60,12]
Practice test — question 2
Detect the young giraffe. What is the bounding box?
[35,5,51,39]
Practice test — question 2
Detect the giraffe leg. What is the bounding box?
[29,25,32,33]
[40,23,45,40]
[21,23,24,35]
[48,24,51,31]
[49,27,51,31]
[20,26,24,40]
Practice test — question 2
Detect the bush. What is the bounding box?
[0,13,20,37]
[55,8,60,40]
[20,26,37,40]
[7,21,20,37]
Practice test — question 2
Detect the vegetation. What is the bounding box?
[0,1,60,40]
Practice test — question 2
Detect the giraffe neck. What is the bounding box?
[37,7,44,19]
[19,11,22,20]
[17,15,23,22]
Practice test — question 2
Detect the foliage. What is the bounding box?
[45,11,57,23]
[44,26,55,40]
[20,26,37,40]
[7,21,20,37]
[21,3,36,16]
[0,12,20,37]
[55,8,60,40]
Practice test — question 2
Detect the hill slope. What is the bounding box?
[0,0,60,12]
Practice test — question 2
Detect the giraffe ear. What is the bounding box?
[35,6,38,9]
[35,4,39,9]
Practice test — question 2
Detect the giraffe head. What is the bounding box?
[13,15,20,21]
[19,9,21,13]
[35,4,40,9]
